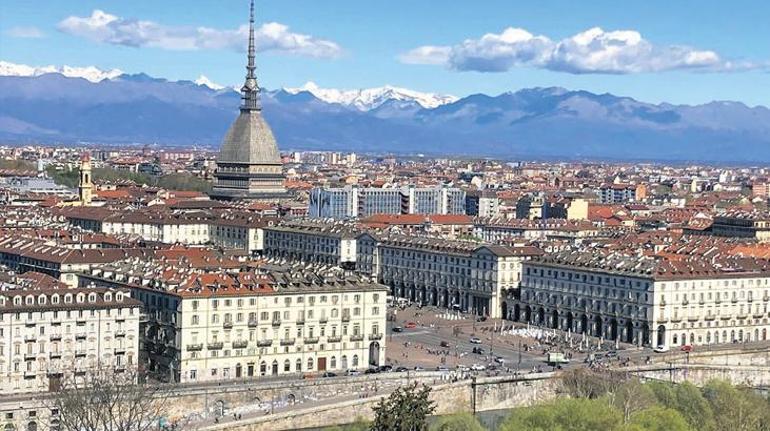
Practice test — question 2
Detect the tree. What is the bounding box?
[625,407,692,431]
[323,418,371,431]
[647,381,716,431]
[702,380,770,431]
[45,368,171,431]
[612,379,657,423]
[429,413,485,431]
[560,368,620,399]
[500,398,622,431]
[371,383,435,431]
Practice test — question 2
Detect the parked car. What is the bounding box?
[346,369,361,376]
[405,322,417,329]
[681,345,693,352]
[494,356,506,364]
[395,366,409,372]
[378,365,393,373]
[436,366,449,372]
[470,364,486,371]
[413,366,425,371]
[440,341,450,348]
[653,345,670,353]
[392,326,403,333]
[470,337,482,344]
[472,347,485,355]
[364,368,379,374]
[321,372,337,378]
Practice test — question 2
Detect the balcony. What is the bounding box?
[75,350,87,358]
[25,320,36,327]
[248,320,258,328]
[350,334,364,342]
[75,333,87,340]
[736,313,748,319]
[687,316,699,322]
[114,330,126,337]
[280,338,295,346]
[328,336,341,343]
[187,344,203,351]
[720,314,732,320]
[670,316,682,323]
[271,319,281,327]
[369,333,383,341]
[24,353,37,361]
[114,348,126,355]
[303,337,319,344]
[704,315,716,321]
[232,340,248,349]
[49,333,62,341]
[223,322,233,329]
[715,298,721,304]
[296,319,306,326]
[682,299,689,306]
[256,339,273,347]
[207,342,224,350]
[731,298,738,303]
[24,371,37,379]
[24,335,37,342]
[319,316,328,324]
[342,314,351,322]
[49,351,62,359]
[748,297,754,303]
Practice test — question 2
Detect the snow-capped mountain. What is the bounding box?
[284,81,458,111]
[0,61,122,83]
[194,75,225,90]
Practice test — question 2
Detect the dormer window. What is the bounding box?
[38,295,46,305]
[64,294,72,304]
[52,294,59,304]
[26,296,34,305]
[88,293,97,303]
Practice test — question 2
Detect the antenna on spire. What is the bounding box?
[241,0,260,111]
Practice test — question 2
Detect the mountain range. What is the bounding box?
[1,64,769,162]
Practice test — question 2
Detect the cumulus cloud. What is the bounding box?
[57,10,342,58]
[5,26,45,39]
[401,26,758,74]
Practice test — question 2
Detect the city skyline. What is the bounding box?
[2,0,770,106]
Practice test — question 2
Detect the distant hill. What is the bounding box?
[1,72,770,162]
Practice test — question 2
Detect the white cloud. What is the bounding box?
[399,46,451,65]
[57,10,342,58]
[5,26,45,39]
[401,26,757,74]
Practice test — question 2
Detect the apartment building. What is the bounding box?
[80,262,387,384]
[357,232,542,318]
[515,249,770,348]
[309,185,466,219]
[61,207,277,253]
[0,281,141,395]
[0,236,151,288]
[263,221,359,269]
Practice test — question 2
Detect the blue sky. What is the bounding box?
[2,0,769,106]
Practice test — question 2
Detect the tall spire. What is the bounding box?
[241,0,260,111]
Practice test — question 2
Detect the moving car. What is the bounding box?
[392,326,403,333]
[653,345,670,353]
[405,322,417,329]
[472,347,485,355]
[470,337,482,344]
[681,345,693,352]
[440,341,450,348]
[470,364,486,371]
[494,356,506,364]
